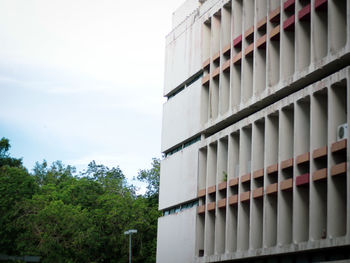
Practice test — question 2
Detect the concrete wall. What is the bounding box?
[172,0,200,29]
[164,16,202,96]
[156,207,197,263]
[159,142,199,210]
[195,68,350,262]
[159,0,350,262]
[161,78,202,152]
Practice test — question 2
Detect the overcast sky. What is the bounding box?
[0,0,185,191]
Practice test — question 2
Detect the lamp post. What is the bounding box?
[124,229,137,263]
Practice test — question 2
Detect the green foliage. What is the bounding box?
[0,137,23,168]
[0,165,37,255]
[0,138,161,262]
[137,158,160,198]
[223,171,227,182]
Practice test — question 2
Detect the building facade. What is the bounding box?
[157,0,350,262]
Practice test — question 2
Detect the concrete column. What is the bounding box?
[295,0,311,71]
[253,0,267,96]
[250,119,265,249]
[204,142,217,256]
[263,113,279,247]
[215,138,228,254]
[242,0,254,103]
[278,106,294,245]
[267,1,281,87]
[280,0,295,79]
[310,89,328,240]
[293,97,310,243]
[196,214,205,256]
[201,20,211,125]
[220,4,232,115]
[226,132,240,252]
[237,126,252,251]
[199,148,208,191]
[327,80,347,238]
[328,0,347,54]
[311,0,328,62]
[231,0,243,109]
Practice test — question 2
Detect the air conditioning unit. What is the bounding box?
[337,123,348,141]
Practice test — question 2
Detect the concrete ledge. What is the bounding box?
[314,0,327,11]
[331,139,347,153]
[198,188,206,198]
[218,182,227,191]
[313,145,327,159]
[196,236,350,262]
[208,185,216,194]
[283,0,295,11]
[331,162,347,177]
[244,43,254,57]
[283,15,295,31]
[296,173,309,186]
[269,7,280,23]
[212,51,220,63]
[222,43,231,56]
[257,17,267,31]
[253,187,264,199]
[296,152,310,165]
[241,173,251,183]
[211,67,220,79]
[202,74,210,86]
[298,4,311,21]
[222,60,230,73]
[256,35,267,49]
[233,35,242,48]
[281,158,294,170]
[207,202,215,212]
[312,168,327,181]
[197,205,205,214]
[228,195,238,206]
[217,198,226,209]
[266,183,278,195]
[240,191,250,202]
[253,168,264,179]
[202,58,210,69]
[267,163,278,175]
[229,178,239,187]
[270,25,280,41]
[244,26,254,40]
[280,178,293,191]
[232,52,242,64]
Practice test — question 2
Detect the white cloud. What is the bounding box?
[0,0,184,188]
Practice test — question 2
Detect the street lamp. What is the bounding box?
[124,229,137,263]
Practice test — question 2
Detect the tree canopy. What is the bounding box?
[0,137,161,262]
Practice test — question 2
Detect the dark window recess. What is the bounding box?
[167,72,203,100]
[165,136,201,157]
[167,86,185,100]
[162,200,199,216]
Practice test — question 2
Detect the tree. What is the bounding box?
[0,137,22,168]
[137,158,160,198]
[0,138,36,255]
[0,138,162,262]
[134,158,161,262]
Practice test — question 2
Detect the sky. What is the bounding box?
[0,0,185,192]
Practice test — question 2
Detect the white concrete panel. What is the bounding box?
[164,19,201,96]
[161,79,201,152]
[156,208,197,263]
[159,143,198,210]
[172,0,199,29]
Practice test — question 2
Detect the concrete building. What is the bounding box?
[157,0,350,262]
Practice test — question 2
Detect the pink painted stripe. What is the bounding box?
[298,4,311,20]
[233,35,242,48]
